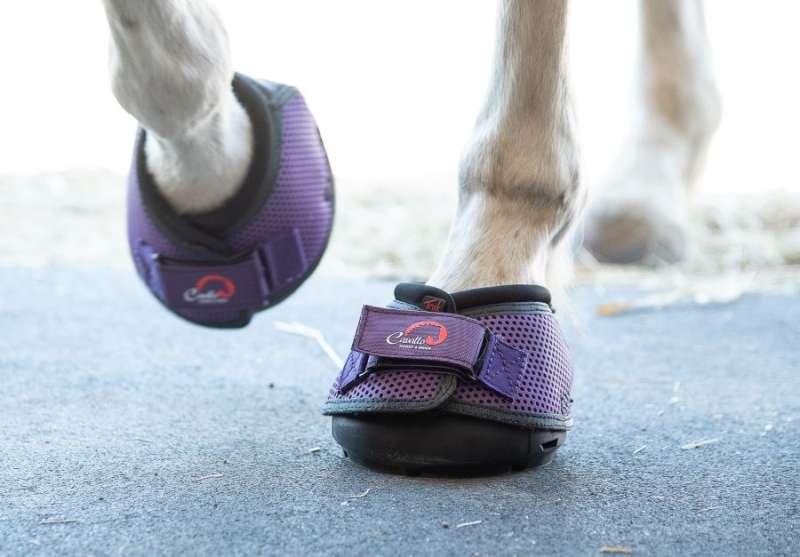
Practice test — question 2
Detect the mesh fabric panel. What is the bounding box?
[327,310,572,419]
[452,312,572,415]
[329,370,443,401]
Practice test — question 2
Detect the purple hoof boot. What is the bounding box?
[323,283,574,474]
[127,74,334,328]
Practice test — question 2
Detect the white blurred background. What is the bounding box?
[0,1,798,282]
[2,1,799,191]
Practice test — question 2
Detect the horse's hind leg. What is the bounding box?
[584,0,721,265]
[429,0,583,293]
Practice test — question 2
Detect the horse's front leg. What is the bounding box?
[429,0,582,293]
[102,0,252,214]
[584,0,721,264]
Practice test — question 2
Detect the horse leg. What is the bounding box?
[102,0,252,214]
[429,0,582,294]
[584,0,721,264]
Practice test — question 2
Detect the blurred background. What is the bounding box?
[1,0,798,293]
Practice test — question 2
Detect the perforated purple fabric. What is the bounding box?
[227,94,332,259]
[324,303,574,427]
[329,370,444,401]
[452,312,572,415]
[127,83,333,326]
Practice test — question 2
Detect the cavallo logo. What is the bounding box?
[183,274,236,304]
[386,320,448,350]
[421,295,447,312]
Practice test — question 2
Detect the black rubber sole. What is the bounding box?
[331,413,566,476]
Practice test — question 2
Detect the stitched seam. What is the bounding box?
[323,376,457,413]
[481,338,525,398]
[461,302,553,317]
[447,400,572,421]
[362,305,486,327]
[484,338,497,384]
[339,374,453,405]
[445,401,573,430]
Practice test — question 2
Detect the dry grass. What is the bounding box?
[1,171,798,294]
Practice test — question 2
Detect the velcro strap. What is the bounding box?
[154,252,269,310]
[136,229,306,313]
[338,306,527,398]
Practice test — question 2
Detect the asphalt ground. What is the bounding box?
[1,267,797,556]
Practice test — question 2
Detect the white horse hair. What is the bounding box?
[102,0,720,290]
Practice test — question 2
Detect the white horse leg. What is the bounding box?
[429,0,582,292]
[102,0,252,214]
[584,0,721,264]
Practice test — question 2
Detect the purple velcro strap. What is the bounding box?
[136,228,306,315]
[340,306,526,398]
[261,228,308,292]
[153,252,270,311]
[335,351,367,393]
[353,306,487,369]
[478,334,526,401]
